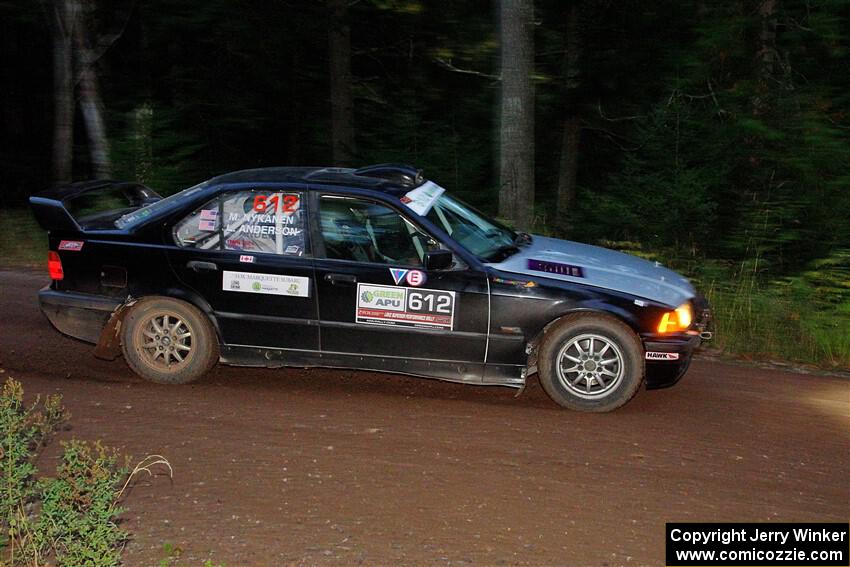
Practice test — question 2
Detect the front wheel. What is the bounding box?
[537,313,644,412]
[121,297,219,384]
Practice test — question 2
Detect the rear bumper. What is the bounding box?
[642,333,701,389]
[39,287,123,343]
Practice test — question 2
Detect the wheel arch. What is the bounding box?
[525,305,643,372]
[94,289,223,360]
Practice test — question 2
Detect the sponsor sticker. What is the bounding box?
[356,283,455,329]
[645,351,680,361]
[58,240,84,252]
[405,270,426,286]
[223,270,309,297]
[239,255,255,263]
[527,259,585,278]
[284,245,301,255]
[400,181,445,215]
[389,268,409,285]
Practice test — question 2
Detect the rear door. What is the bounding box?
[167,185,319,350]
[311,192,489,363]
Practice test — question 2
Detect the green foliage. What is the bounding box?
[0,378,68,531]
[0,210,47,268]
[0,378,68,564]
[35,441,129,567]
[702,273,850,370]
[0,379,131,567]
[110,102,208,196]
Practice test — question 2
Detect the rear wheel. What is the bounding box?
[538,313,644,412]
[121,297,218,384]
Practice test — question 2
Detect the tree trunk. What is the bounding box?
[556,115,580,222]
[75,0,112,178]
[328,0,355,166]
[752,0,777,114]
[49,0,75,184]
[556,2,581,226]
[498,0,535,231]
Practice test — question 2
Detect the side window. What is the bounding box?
[174,190,308,256]
[319,195,439,266]
[174,201,222,250]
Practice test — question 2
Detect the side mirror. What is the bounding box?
[425,249,453,271]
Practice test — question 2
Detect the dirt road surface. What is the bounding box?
[1,270,847,566]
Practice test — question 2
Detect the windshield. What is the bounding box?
[114,181,210,229]
[424,193,518,261]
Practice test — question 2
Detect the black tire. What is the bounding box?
[537,312,644,412]
[121,297,219,384]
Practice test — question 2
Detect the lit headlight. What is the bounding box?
[657,303,693,333]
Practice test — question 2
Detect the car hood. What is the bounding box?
[486,235,695,307]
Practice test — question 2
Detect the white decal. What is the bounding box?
[645,351,680,361]
[58,240,84,252]
[405,270,426,286]
[389,268,408,284]
[400,181,445,216]
[356,283,455,329]
[223,270,309,297]
[239,255,255,263]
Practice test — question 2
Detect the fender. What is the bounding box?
[93,297,137,360]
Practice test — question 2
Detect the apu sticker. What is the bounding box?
[389,268,408,284]
[239,255,255,263]
[223,270,309,297]
[527,259,585,278]
[356,283,455,329]
[645,352,680,361]
[405,270,426,286]
[58,240,84,252]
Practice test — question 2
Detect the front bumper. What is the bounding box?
[642,333,702,389]
[642,294,712,389]
[39,287,123,344]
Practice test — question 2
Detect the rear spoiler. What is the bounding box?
[29,180,161,232]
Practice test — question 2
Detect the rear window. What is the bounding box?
[173,190,308,256]
[115,182,208,229]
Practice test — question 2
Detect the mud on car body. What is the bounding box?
[30,165,711,412]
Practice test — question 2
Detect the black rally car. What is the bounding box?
[30,164,711,412]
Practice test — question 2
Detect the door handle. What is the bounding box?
[186,260,218,272]
[324,273,357,285]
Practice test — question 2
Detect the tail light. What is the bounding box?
[48,251,64,280]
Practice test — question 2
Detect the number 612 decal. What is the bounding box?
[253,194,299,214]
[356,284,455,330]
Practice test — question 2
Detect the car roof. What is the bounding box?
[208,164,425,195]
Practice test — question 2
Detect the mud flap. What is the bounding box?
[93,298,136,361]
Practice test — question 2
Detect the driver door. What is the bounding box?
[311,192,489,364]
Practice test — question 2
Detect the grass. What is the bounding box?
[703,277,850,370]
[1,377,179,566]
[0,209,46,268]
